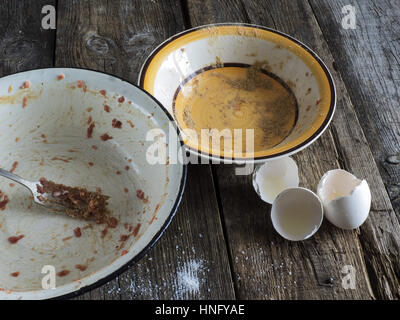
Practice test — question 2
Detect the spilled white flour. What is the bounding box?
[176,259,204,295]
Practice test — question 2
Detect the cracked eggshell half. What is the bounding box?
[252,157,299,204]
[317,169,371,230]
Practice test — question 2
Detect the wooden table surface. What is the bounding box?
[1,0,399,300]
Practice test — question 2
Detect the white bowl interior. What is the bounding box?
[0,69,185,299]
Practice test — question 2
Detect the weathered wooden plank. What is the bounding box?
[56,0,235,300]
[0,0,56,76]
[308,0,400,299]
[187,0,399,299]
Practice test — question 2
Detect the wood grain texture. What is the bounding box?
[309,0,400,213]
[308,0,400,299]
[55,0,235,300]
[186,0,399,299]
[0,0,56,76]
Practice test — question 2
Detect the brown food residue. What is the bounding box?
[57,270,70,277]
[127,120,135,128]
[21,81,30,89]
[10,161,18,173]
[8,235,24,244]
[74,227,82,238]
[101,228,108,238]
[22,96,28,108]
[57,74,65,80]
[121,250,128,256]
[106,217,119,228]
[99,90,106,96]
[0,190,9,211]
[136,190,149,203]
[112,118,122,129]
[118,96,125,103]
[51,157,73,163]
[75,264,87,271]
[10,272,20,277]
[100,133,113,141]
[133,224,141,237]
[120,234,130,242]
[104,105,111,113]
[87,122,95,138]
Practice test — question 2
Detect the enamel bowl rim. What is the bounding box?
[0,67,188,299]
[138,22,337,164]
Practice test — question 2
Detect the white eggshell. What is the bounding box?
[271,187,324,241]
[317,169,371,230]
[252,157,299,204]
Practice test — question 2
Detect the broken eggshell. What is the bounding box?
[252,157,299,204]
[317,169,371,230]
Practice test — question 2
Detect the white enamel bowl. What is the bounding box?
[0,68,186,299]
[139,23,336,163]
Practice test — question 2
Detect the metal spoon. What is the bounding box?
[0,168,65,212]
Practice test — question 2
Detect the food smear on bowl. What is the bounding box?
[36,178,112,224]
[0,190,9,211]
[8,235,25,244]
[174,62,298,157]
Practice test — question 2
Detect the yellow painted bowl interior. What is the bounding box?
[140,24,335,160]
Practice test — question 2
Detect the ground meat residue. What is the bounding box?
[100,133,113,141]
[8,235,24,244]
[37,178,111,224]
[118,96,125,103]
[99,90,106,96]
[104,105,111,113]
[112,119,122,129]
[10,272,20,277]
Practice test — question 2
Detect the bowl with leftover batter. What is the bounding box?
[0,68,186,299]
[139,23,336,163]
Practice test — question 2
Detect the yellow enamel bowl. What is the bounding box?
[139,23,336,163]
